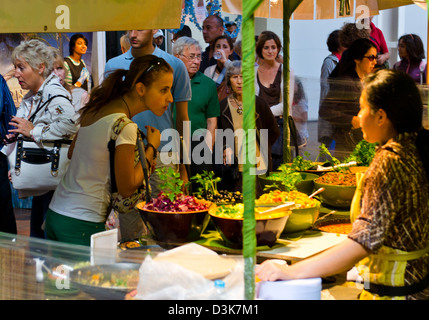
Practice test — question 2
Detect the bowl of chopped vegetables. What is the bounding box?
[209,203,292,248]
[136,196,214,244]
[70,263,141,300]
[313,172,357,208]
[256,190,321,234]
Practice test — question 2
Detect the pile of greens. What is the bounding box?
[263,165,303,192]
[191,170,243,204]
[344,140,377,167]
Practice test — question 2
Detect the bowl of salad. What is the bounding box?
[313,172,357,208]
[70,263,141,300]
[256,190,321,234]
[209,203,292,248]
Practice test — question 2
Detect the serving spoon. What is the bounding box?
[256,201,296,215]
[309,187,325,199]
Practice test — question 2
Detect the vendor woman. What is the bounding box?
[256,69,429,300]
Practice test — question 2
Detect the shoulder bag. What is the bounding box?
[7,95,73,192]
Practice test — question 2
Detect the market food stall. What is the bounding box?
[2,0,427,301]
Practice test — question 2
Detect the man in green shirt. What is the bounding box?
[173,36,220,187]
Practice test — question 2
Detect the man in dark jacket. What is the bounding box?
[0,74,17,234]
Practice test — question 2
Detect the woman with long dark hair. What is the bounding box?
[45,55,173,245]
[393,34,427,84]
[318,38,377,160]
[254,30,291,169]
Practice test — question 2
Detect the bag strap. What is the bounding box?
[288,116,299,158]
[29,94,71,123]
[108,116,147,195]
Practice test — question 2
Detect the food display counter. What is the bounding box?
[0,205,361,300]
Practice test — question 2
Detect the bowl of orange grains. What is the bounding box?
[313,172,357,209]
[314,216,352,235]
[256,190,321,234]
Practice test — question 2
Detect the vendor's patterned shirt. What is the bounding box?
[348,132,429,299]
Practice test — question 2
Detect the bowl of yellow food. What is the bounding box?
[256,190,321,234]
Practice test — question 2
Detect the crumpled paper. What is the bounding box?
[135,243,244,300]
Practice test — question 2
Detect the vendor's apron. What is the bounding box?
[350,172,429,300]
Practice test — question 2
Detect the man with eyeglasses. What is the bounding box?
[173,37,220,191]
[104,29,191,240]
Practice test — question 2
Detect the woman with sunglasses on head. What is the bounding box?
[318,38,377,160]
[257,69,429,300]
[393,34,427,84]
[45,55,173,246]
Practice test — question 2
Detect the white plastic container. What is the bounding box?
[257,278,322,300]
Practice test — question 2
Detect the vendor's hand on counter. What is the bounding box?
[255,260,291,282]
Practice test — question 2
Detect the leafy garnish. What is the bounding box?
[345,140,377,166]
[190,170,221,198]
[156,167,184,202]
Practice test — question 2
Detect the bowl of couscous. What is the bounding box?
[256,190,321,234]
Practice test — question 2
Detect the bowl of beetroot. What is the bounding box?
[135,167,215,244]
[136,194,214,244]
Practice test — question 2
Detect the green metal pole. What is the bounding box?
[241,0,264,300]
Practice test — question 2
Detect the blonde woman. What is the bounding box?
[8,39,78,238]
